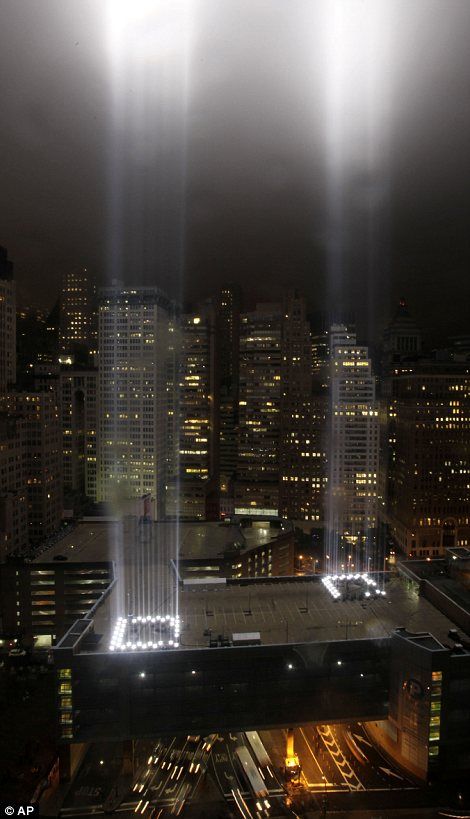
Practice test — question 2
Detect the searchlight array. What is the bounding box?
[322,573,386,600]
[109,614,181,652]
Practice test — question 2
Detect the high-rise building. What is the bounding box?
[327,325,379,571]
[166,308,215,519]
[164,314,180,488]
[0,412,28,560]
[279,291,322,522]
[385,364,470,558]
[4,392,62,544]
[0,246,16,394]
[60,368,98,501]
[97,284,175,519]
[60,269,97,359]
[178,311,213,482]
[236,303,282,515]
[382,298,422,374]
[216,286,241,489]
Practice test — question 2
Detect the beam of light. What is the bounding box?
[314,0,391,578]
[103,0,195,629]
[320,0,392,303]
[106,0,193,68]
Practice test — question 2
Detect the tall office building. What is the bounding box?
[382,298,422,374]
[327,325,379,570]
[216,286,241,489]
[236,303,282,514]
[0,246,16,394]
[97,285,175,519]
[279,291,321,522]
[164,314,180,488]
[0,412,28,560]
[60,269,97,359]
[178,311,213,482]
[166,308,214,519]
[60,368,98,501]
[385,364,470,558]
[3,392,62,544]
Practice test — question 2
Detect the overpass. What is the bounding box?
[53,573,458,746]
[56,634,391,741]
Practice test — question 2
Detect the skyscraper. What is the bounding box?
[236,303,282,515]
[3,392,62,544]
[385,364,470,558]
[60,368,98,501]
[0,411,28,559]
[178,311,213,482]
[279,291,323,522]
[216,286,241,490]
[60,269,97,360]
[166,308,215,519]
[97,284,175,519]
[327,325,379,571]
[382,298,422,374]
[0,246,16,394]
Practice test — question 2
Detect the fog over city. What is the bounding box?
[1,0,469,340]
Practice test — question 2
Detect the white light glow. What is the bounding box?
[322,572,385,601]
[106,0,193,68]
[109,615,183,653]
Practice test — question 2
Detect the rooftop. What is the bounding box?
[35,519,291,565]
[45,522,470,657]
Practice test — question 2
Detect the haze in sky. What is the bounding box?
[0,0,469,341]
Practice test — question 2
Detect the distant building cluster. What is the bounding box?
[0,245,469,569]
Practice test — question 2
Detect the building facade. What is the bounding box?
[165,309,215,520]
[97,285,175,519]
[279,291,326,522]
[2,392,63,544]
[381,298,422,375]
[60,368,98,501]
[216,286,241,488]
[236,304,282,515]
[0,560,114,647]
[60,269,96,359]
[0,412,28,560]
[385,366,470,558]
[327,325,379,571]
[0,246,16,394]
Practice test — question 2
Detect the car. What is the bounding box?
[53,554,67,561]
[187,735,200,744]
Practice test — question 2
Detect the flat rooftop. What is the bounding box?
[175,575,460,648]
[45,523,467,656]
[35,519,290,564]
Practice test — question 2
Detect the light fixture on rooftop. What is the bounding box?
[109,615,183,652]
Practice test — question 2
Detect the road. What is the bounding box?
[60,735,211,817]
[261,723,416,794]
[59,722,417,817]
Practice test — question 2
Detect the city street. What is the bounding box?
[58,721,418,817]
[261,723,416,794]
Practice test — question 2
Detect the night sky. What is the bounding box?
[0,0,469,342]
